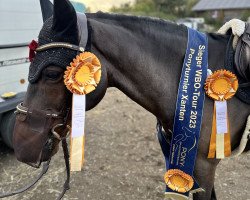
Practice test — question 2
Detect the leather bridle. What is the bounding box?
[16,102,63,118]
[16,102,71,141]
[15,102,71,169]
[0,102,72,199]
[0,13,89,200]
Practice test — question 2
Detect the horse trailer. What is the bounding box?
[0,0,86,148]
[0,0,42,148]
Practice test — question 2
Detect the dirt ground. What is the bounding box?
[0,88,249,200]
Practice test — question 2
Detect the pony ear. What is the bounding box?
[40,0,53,22]
[52,0,77,38]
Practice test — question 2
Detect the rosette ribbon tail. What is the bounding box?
[208,101,231,159]
[70,94,86,171]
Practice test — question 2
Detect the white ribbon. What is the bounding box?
[215,101,228,134]
[70,94,86,171]
[215,101,228,159]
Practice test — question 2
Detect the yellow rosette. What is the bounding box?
[164,169,194,193]
[64,52,101,95]
[64,52,101,171]
[205,70,238,159]
[205,70,238,101]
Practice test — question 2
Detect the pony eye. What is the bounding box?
[45,71,62,80]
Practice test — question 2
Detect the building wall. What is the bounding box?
[197,9,250,22]
[224,10,246,21]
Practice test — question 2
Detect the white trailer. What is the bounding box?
[0,0,85,148]
[0,0,42,147]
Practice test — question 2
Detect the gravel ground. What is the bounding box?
[0,88,249,200]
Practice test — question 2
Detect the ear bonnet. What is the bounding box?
[28,0,90,83]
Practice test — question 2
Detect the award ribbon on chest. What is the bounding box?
[163,28,208,199]
[205,70,238,158]
[64,52,101,171]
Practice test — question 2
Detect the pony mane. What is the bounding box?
[86,12,187,33]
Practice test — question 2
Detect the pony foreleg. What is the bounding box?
[193,155,220,200]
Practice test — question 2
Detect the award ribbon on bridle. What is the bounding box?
[64,52,101,171]
[205,70,238,159]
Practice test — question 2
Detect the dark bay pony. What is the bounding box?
[12,0,250,199]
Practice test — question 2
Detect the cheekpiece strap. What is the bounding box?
[77,12,88,48]
[36,42,85,52]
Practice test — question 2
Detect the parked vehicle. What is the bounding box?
[0,0,86,148]
[176,17,205,30]
[70,0,87,13]
[0,0,42,148]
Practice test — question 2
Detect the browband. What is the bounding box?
[36,42,85,52]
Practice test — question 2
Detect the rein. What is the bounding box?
[0,103,71,200]
[0,161,50,198]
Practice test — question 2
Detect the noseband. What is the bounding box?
[16,102,64,119]
[0,103,71,199]
[16,102,71,141]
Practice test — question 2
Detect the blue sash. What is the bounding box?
[158,27,208,197]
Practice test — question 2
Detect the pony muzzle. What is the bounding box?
[13,103,65,167]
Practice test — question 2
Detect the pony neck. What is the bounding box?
[88,13,229,120]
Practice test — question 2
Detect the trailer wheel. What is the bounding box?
[0,110,16,149]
